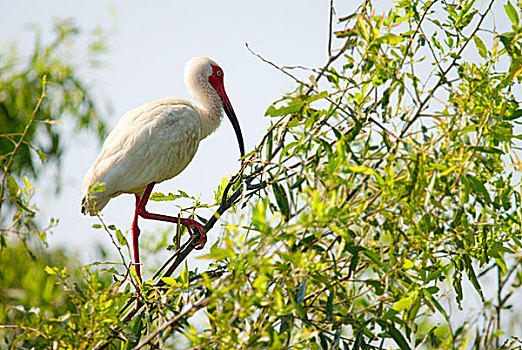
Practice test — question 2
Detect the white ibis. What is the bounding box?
[81,56,244,281]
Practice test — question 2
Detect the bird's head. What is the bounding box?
[184,56,245,159]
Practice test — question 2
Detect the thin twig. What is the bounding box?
[328,0,335,57]
[246,43,312,89]
[399,0,495,138]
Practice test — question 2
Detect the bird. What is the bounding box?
[80,56,245,281]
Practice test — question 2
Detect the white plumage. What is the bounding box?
[80,56,244,281]
[81,99,201,213]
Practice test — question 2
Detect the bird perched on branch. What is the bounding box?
[81,56,245,281]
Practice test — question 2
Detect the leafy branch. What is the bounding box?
[0,76,47,214]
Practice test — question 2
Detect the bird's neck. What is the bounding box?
[198,93,223,140]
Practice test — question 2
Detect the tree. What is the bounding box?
[0,19,107,245]
[0,19,111,348]
[2,0,522,349]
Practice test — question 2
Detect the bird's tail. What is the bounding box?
[81,196,87,215]
[80,192,109,216]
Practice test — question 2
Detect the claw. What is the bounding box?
[187,224,206,249]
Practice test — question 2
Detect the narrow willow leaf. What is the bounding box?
[506,108,522,120]
[362,249,383,267]
[326,291,334,321]
[473,36,488,58]
[440,165,457,177]
[161,277,181,287]
[471,146,504,155]
[279,314,292,333]
[319,333,328,350]
[297,278,307,305]
[391,293,415,312]
[150,192,182,201]
[352,330,364,350]
[465,174,492,204]
[265,100,304,117]
[463,256,484,301]
[348,249,359,277]
[375,33,404,45]
[505,1,519,27]
[35,148,47,163]
[44,266,56,275]
[6,175,19,197]
[509,58,522,80]
[273,183,290,219]
[387,324,411,350]
[347,165,384,186]
[115,229,128,247]
[333,329,341,349]
[422,288,448,320]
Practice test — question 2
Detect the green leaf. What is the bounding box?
[422,288,448,320]
[473,36,488,58]
[440,165,457,177]
[387,324,411,350]
[306,91,329,103]
[35,148,47,163]
[464,174,492,205]
[346,165,384,186]
[161,276,182,287]
[89,182,106,193]
[326,291,334,321]
[199,244,234,260]
[352,330,364,350]
[505,2,519,27]
[265,100,304,117]
[115,229,128,247]
[506,109,522,120]
[391,293,415,312]
[471,146,504,155]
[279,314,293,333]
[6,175,19,197]
[362,249,383,267]
[273,183,290,219]
[375,33,404,45]
[463,256,484,301]
[297,278,307,305]
[509,58,522,80]
[494,257,508,275]
[150,192,182,201]
[44,266,56,275]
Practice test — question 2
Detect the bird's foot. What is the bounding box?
[184,221,206,249]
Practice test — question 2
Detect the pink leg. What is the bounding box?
[131,195,142,281]
[131,182,206,281]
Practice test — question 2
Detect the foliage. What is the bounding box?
[0,19,107,246]
[0,19,106,179]
[0,242,128,349]
[2,1,522,349]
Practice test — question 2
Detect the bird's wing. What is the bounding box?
[81,98,201,214]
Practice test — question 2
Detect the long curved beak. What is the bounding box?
[216,89,245,159]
